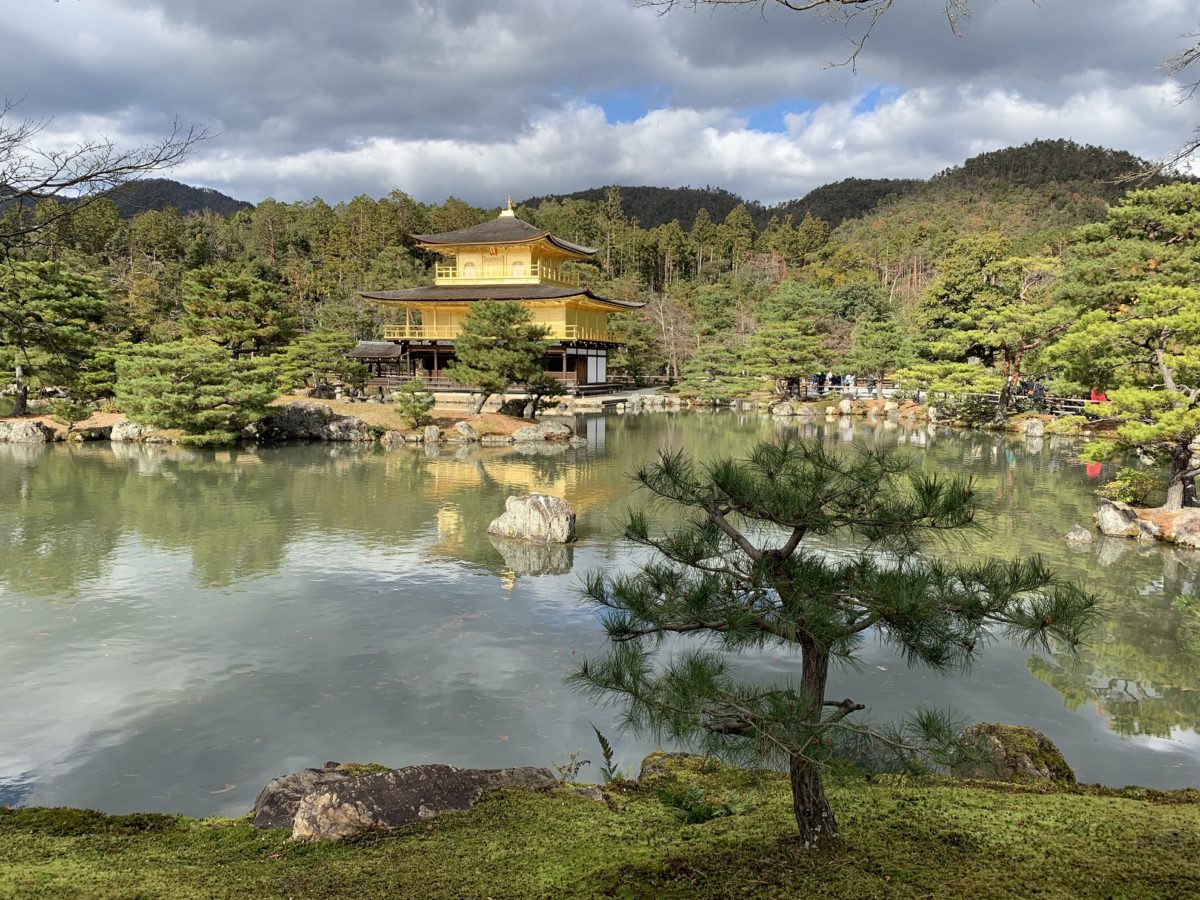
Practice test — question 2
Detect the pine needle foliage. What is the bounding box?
[115,338,278,445]
[392,376,435,428]
[570,435,1102,846]
[444,301,550,414]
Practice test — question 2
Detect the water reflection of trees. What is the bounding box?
[1028,543,1200,738]
[1,413,1196,742]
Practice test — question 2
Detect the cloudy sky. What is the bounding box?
[4,0,1197,206]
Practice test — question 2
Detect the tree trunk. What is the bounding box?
[471,392,490,416]
[789,753,838,847]
[993,355,1021,426]
[874,376,884,402]
[13,364,28,417]
[1164,455,1197,510]
[791,640,837,845]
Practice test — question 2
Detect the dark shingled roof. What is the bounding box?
[346,341,407,360]
[359,284,643,309]
[412,214,597,257]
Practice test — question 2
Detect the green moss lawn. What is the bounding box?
[3,758,1198,899]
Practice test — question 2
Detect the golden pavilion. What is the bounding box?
[351,201,643,393]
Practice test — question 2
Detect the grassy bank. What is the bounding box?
[3,757,1198,899]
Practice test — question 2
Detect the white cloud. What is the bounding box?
[169,80,1197,205]
[3,0,1197,203]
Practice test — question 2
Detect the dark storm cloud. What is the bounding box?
[2,0,1195,203]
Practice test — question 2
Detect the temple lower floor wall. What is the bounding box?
[363,343,612,387]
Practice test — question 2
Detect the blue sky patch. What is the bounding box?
[853,85,902,115]
[743,98,819,132]
[591,87,672,124]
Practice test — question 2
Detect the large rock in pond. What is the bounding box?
[952,723,1075,784]
[487,493,576,543]
[1024,418,1047,437]
[289,764,556,841]
[1095,498,1139,537]
[1065,524,1093,545]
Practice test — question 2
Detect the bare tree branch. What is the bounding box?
[0,97,209,253]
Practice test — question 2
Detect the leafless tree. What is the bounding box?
[0,97,207,253]
[1162,30,1200,173]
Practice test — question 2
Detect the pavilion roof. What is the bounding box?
[359,284,643,309]
[412,214,597,257]
[346,341,407,360]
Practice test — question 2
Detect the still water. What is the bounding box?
[0,412,1197,816]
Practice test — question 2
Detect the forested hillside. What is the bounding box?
[520,140,1167,231]
[521,178,919,230]
[102,178,252,218]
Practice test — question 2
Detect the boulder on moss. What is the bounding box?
[953,723,1075,784]
[637,752,722,786]
[250,762,358,829]
[290,764,556,841]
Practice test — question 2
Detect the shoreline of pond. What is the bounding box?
[3,755,1199,897]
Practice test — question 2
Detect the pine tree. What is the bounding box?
[181,266,298,357]
[742,319,828,399]
[115,338,279,445]
[1053,183,1200,508]
[392,376,435,427]
[919,235,1069,422]
[271,331,367,392]
[843,316,913,400]
[571,436,1100,846]
[743,282,834,398]
[0,260,108,415]
[678,344,755,402]
[444,301,550,414]
[609,311,664,385]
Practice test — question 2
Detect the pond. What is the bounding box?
[0,412,1197,817]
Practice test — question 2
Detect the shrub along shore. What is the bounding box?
[2,754,1198,899]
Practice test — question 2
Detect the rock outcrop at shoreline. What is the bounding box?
[251,761,556,841]
[254,401,373,443]
[1095,498,1200,549]
[0,420,51,443]
[952,723,1075,784]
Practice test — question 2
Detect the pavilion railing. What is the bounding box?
[381,323,620,342]
[433,262,580,286]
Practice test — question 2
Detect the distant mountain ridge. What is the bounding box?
[520,140,1176,231]
[65,139,1181,229]
[102,178,252,218]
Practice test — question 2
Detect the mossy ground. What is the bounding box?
[3,758,1198,899]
